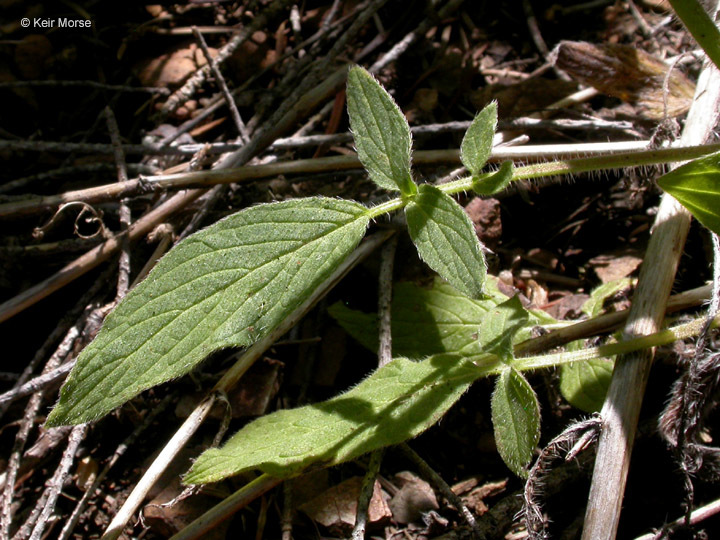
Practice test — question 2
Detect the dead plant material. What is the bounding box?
[552,41,695,119]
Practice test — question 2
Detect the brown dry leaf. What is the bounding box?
[299,476,390,533]
[552,41,695,119]
[135,42,216,88]
[389,471,439,524]
[588,252,643,283]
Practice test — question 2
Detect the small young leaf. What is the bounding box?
[472,161,514,196]
[184,354,482,484]
[478,295,529,361]
[657,151,720,235]
[406,184,486,299]
[460,101,498,176]
[47,198,370,427]
[346,66,416,196]
[491,366,541,477]
[560,357,614,413]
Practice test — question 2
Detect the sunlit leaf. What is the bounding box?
[346,66,416,196]
[47,198,370,426]
[657,151,720,235]
[406,184,486,299]
[461,101,498,176]
[185,354,482,483]
[491,366,541,477]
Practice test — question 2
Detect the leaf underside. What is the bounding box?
[406,184,487,299]
[184,354,481,484]
[47,197,369,426]
[491,366,541,477]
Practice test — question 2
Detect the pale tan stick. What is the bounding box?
[168,474,283,540]
[1,140,677,219]
[581,36,720,540]
[100,231,391,539]
[0,189,204,324]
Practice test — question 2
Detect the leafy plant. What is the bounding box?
[47,65,720,484]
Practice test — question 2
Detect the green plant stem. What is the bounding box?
[366,143,720,220]
[511,314,720,373]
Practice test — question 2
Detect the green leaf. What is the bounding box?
[473,161,514,196]
[657,151,720,235]
[668,0,720,72]
[478,295,530,361]
[406,184,487,299]
[47,198,370,426]
[184,354,482,483]
[581,277,634,318]
[460,101,498,176]
[491,366,541,477]
[560,356,614,413]
[346,66,416,196]
[330,278,549,359]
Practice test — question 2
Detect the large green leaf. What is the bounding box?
[47,198,370,426]
[184,354,484,483]
[657,151,720,235]
[460,101,498,177]
[406,184,487,299]
[346,66,416,196]
[491,366,541,477]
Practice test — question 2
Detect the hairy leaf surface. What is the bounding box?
[406,184,486,299]
[47,198,370,426]
[330,278,548,358]
[560,356,614,413]
[185,354,482,483]
[461,101,498,176]
[478,295,529,361]
[491,366,541,477]
[657,151,720,235]
[473,161,514,196]
[346,66,415,195]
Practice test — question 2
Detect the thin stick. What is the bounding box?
[168,474,283,540]
[191,27,250,143]
[160,0,295,117]
[351,450,384,540]
[0,325,80,538]
[58,394,175,540]
[514,283,711,356]
[581,22,720,540]
[0,188,205,324]
[104,107,132,300]
[28,425,88,540]
[399,444,483,538]
[11,139,711,219]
